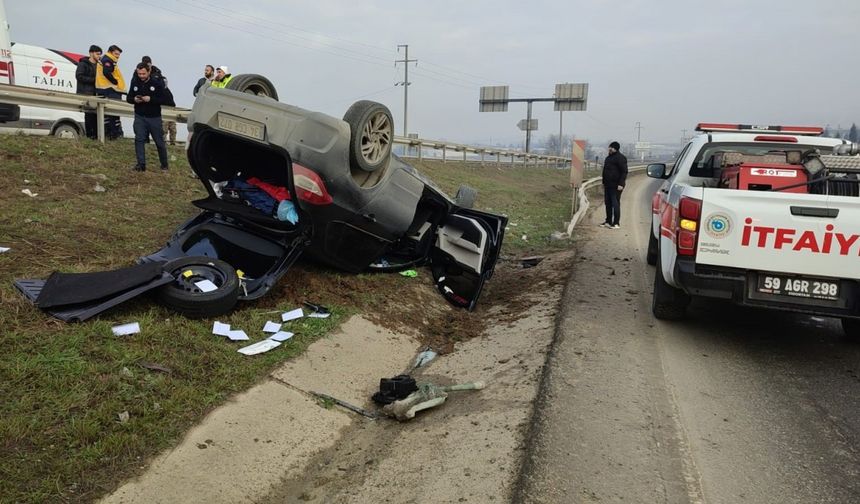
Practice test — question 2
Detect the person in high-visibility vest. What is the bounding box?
[211,66,233,88]
[95,44,126,140]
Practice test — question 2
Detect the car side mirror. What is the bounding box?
[646,163,668,179]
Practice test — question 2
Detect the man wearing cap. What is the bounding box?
[127,62,175,172]
[75,44,101,140]
[211,66,233,88]
[601,141,628,229]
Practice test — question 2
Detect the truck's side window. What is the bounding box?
[667,142,692,179]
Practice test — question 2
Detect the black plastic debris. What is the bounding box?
[372,375,418,405]
[303,301,331,316]
[520,256,545,269]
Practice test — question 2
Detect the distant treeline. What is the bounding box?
[825,123,859,142]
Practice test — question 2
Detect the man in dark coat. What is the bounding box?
[126,63,175,171]
[75,45,101,139]
[601,141,628,229]
[193,64,215,97]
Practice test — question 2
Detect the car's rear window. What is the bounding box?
[689,142,834,177]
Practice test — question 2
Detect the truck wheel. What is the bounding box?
[842,318,860,342]
[343,100,392,173]
[646,231,658,266]
[226,74,278,100]
[53,123,80,139]
[455,185,478,209]
[652,249,689,320]
[157,256,240,318]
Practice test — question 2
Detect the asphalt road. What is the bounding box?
[517,174,860,504]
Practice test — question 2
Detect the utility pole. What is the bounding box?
[635,121,643,142]
[681,128,687,144]
[395,45,417,137]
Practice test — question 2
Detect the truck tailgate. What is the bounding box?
[697,188,860,280]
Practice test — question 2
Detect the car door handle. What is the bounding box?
[790,206,839,218]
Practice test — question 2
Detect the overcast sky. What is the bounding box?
[6,0,860,148]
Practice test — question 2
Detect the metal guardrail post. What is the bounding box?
[480,150,485,166]
[442,146,447,164]
[97,102,105,143]
[462,149,466,162]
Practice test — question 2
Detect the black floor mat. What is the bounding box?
[35,262,166,308]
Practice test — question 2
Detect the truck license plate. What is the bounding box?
[217,113,265,141]
[756,273,840,302]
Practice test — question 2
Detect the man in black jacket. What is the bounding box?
[601,141,628,229]
[75,45,101,139]
[126,63,175,171]
[193,64,215,97]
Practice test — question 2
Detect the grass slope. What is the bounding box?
[0,136,573,503]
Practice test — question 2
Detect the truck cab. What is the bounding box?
[0,0,20,123]
[646,123,860,338]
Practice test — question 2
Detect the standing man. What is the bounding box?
[141,56,175,145]
[193,64,215,96]
[126,63,175,172]
[95,45,126,140]
[601,141,628,229]
[210,66,232,88]
[75,44,101,140]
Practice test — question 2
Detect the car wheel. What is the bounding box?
[226,74,278,100]
[53,123,79,139]
[646,230,658,266]
[343,100,393,173]
[842,318,860,342]
[455,185,478,209]
[157,256,240,318]
[652,247,689,320]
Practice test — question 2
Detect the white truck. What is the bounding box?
[0,0,86,136]
[646,123,860,338]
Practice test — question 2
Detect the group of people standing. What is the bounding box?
[74,44,177,170]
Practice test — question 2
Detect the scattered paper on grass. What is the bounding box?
[212,321,231,336]
[112,322,140,336]
[118,411,130,423]
[21,188,38,197]
[269,331,294,342]
[263,321,282,333]
[238,339,281,356]
[227,329,250,341]
[194,279,218,293]
[281,308,304,322]
[307,312,330,319]
[0,247,9,253]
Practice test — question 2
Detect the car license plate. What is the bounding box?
[217,113,265,141]
[756,273,840,301]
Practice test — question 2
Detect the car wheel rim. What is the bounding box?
[169,263,226,294]
[360,111,392,165]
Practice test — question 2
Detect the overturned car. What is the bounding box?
[133,76,506,317]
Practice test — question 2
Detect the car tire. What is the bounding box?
[652,247,689,320]
[53,123,80,139]
[157,256,240,318]
[646,230,658,266]
[842,318,860,342]
[455,185,478,209]
[343,100,393,173]
[226,74,279,100]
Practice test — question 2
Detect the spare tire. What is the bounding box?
[226,74,278,101]
[343,100,393,173]
[454,185,478,209]
[157,256,240,318]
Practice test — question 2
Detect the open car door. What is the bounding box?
[430,208,507,310]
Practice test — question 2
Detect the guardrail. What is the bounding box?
[392,136,572,167]
[564,165,648,236]
[0,83,576,165]
[0,83,191,143]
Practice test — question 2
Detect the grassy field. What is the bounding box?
[0,135,574,503]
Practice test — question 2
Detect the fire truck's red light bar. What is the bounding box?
[695,123,823,136]
[753,135,798,143]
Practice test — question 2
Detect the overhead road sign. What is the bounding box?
[479,86,509,112]
[517,119,538,131]
[554,83,588,111]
